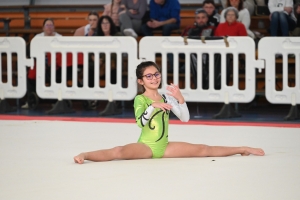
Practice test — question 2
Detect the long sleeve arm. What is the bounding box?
[239,9,251,29]
[134,95,155,128]
[163,94,190,122]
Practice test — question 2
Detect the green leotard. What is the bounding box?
[134,94,190,158]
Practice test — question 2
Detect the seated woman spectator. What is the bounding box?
[96,16,122,36]
[220,0,254,38]
[268,0,296,36]
[92,16,122,115]
[22,18,61,109]
[88,16,121,87]
[118,0,147,38]
[102,0,122,31]
[74,11,99,36]
[35,18,61,37]
[215,7,247,36]
[214,7,247,112]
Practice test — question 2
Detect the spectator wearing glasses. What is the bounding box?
[141,0,181,36]
[215,7,247,36]
[202,0,220,27]
[88,16,121,88]
[74,11,99,36]
[220,0,255,38]
[102,0,122,31]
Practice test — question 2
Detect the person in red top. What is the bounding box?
[214,7,247,36]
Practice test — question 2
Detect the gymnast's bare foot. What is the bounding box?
[74,153,85,164]
[241,147,265,156]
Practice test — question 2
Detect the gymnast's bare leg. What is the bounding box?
[74,143,152,164]
[163,142,265,158]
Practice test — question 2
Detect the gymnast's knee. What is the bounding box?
[197,144,210,157]
[112,146,124,159]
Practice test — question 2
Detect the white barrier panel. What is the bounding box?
[259,37,300,106]
[0,37,33,100]
[30,36,139,101]
[139,36,264,103]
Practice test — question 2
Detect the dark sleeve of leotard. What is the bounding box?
[134,95,155,128]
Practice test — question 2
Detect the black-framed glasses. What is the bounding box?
[142,72,161,80]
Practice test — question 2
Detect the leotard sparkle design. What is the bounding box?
[134,94,189,158]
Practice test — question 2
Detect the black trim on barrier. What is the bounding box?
[213,103,241,119]
[0,99,17,113]
[46,100,74,115]
[99,101,122,116]
[284,105,300,121]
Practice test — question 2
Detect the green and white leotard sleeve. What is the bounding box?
[162,94,190,122]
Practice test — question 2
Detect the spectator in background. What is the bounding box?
[181,9,215,89]
[202,0,220,27]
[102,0,122,31]
[220,0,255,38]
[220,0,255,15]
[214,7,247,92]
[290,2,300,36]
[74,11,99,36]
[35,18,61,37]
[118,0,148,38]
[91,16,121,88]
[22,18,62,109]
[141,0,181,36]
[96,16,122,36]
[182,8,215,37]
[93,16,122,115]
[268,0,296,36]
[215,7,247,36]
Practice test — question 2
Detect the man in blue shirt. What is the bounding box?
[141,0,181,36]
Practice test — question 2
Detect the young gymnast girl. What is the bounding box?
[74,61,264,164]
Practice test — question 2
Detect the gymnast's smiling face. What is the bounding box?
[139,66,162,91]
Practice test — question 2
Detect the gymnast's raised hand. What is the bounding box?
[166,83,185,104]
